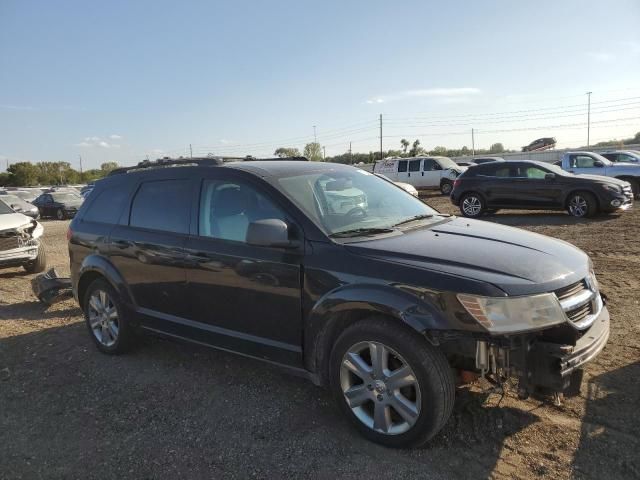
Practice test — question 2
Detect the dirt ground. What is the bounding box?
[1,197,638,480]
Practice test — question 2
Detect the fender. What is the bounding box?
[303,282,478,378]
[76,254,136,310]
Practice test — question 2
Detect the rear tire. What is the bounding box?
[459,193,485,218]
[567,192,597,218]
[329,317,455,448]
[83,278,136,354]
[23,243,47,274]
[628,179,639,199]
[440,180,453,195]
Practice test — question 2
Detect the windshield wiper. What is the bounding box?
[329,227,395,238]
[392,214,435,227]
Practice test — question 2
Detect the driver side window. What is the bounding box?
[573,155,596,168]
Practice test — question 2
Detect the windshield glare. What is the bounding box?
[435,157,459,169]
[277,169,438,235]
[0,202,14,214]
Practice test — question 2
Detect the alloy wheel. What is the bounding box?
[87,289,119,347]
[340,341,421,435]
[462,196,482,216]
[568,195,587,217]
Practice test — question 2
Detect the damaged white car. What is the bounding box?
[0,201,47,273]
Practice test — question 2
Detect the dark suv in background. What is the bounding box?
[450,160,633,218]
[69,157,610,448]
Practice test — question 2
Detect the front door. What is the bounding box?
[422,158,443,188]
[506,164,563,208]
[568,154,606,176]
[184,173,303,366]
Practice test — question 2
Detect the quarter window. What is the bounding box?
[83,186,129,224]
[199,180,285,242]
[130,179,191,233]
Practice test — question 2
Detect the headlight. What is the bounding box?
[457,293,566,334]
[602,184,621,193]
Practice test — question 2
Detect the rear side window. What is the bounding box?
[83,186,129,224]
[397,160,408,172]
[130,179,190,233]
[408,159,421,172]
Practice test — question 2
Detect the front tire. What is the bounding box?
[23,243,47,274]
[459,193,485,218]
[83,279,136,354]
[329,317,455,448]
[440,180,453,195]
[567,192,597,218]
[628,179,639,199]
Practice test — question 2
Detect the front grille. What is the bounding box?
[554,278,600,330]
[555,280,587,301]
[566,302,594,323]
[0,235,20,251]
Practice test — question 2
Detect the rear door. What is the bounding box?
[109,175,194,320]
[475,164,514,206]
[405,159,422,186]
[396,160,409,183]
[183,170,304,365]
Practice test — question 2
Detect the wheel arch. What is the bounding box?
[76,254,135,310]
[564,189,600,209]
[303,283,449,386]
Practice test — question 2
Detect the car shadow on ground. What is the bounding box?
[572,360,640,478]
[0,322,543,479]
[0,300,80,321]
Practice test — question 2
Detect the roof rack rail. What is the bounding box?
[107,155,309,176]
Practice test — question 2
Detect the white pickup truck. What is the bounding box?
[373,156,466,194]
[559,151,640,197]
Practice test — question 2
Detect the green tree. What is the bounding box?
[274,147,302,158]
[489,143,505,153]
[409,139,424,157]
[400,138,410,154]
[7,162,39,186]
[101,161,119,172]
[430,146,448,156]
[303,142,323,161]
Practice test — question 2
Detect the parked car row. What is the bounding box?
[0,187,85,220]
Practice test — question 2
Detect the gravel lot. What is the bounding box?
[1,196,638,479]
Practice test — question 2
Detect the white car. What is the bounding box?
[374,173,419,196]
[0,202,46,273]
[373,156,466,195]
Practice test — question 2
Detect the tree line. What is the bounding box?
[0,161,118,187]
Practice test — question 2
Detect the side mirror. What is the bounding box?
[544,173,556,180]
[246,219,297,248]
[593,161,604,168]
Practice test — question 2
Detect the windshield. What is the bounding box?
[52,193,82,202]
[1,195,23,205]
[12,191,33,201]
[435,157,459,169]
[277,168,439,235]
[0,201,14,214]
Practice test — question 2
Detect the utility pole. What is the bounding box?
[349,142,352,164]
[313,125,317,144]
[190,144,193,159]
[586,91,592,147]
[471,128,475,156]
[379,114,383,160]
[78,154,83,174]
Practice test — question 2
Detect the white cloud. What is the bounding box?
[366,87,481,104]
[219,139,231,144]
[587,51,613,62]
[109,134,122,140]
[74,136,120,149]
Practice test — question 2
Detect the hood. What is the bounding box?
[344,217,589,296]
[0,212,36,231]
[574,174,630,186]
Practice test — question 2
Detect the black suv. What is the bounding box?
[69,157,610,448]
[450,160,633,218]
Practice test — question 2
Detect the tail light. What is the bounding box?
[66,226,73,242]
[453,179,461,189]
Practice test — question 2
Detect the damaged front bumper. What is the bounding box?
[0,239,40,267]
[31,268,73,306]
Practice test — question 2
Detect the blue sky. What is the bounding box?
[1,0,640,170]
